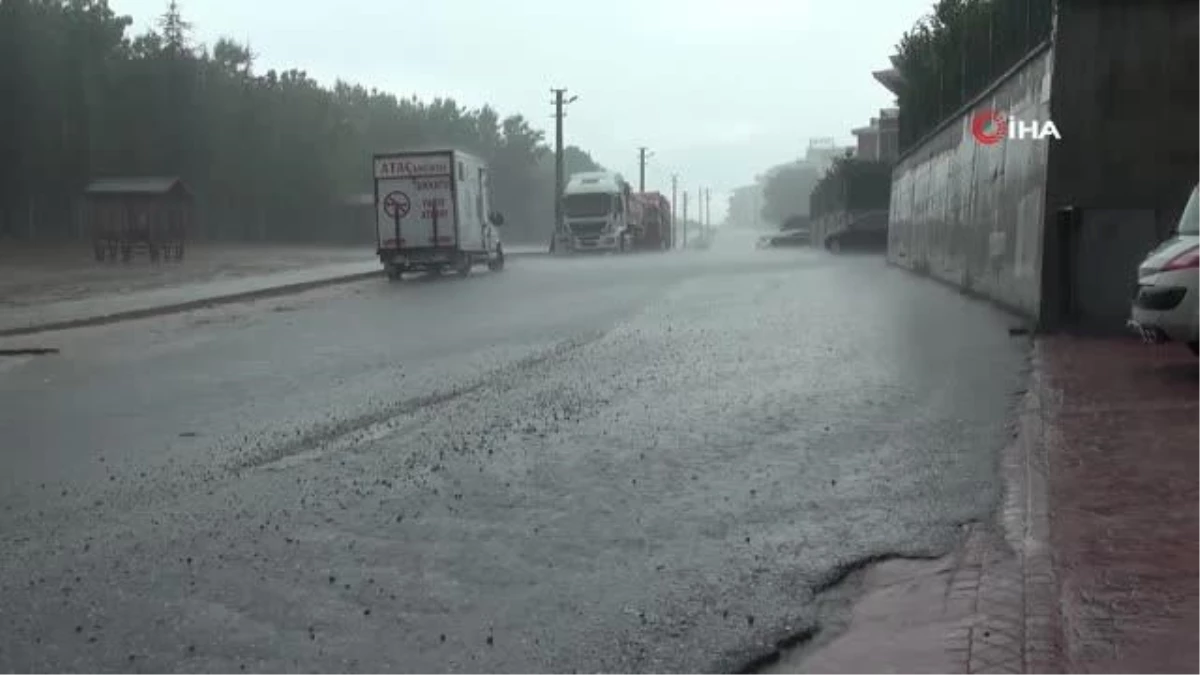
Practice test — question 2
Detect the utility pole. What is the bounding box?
[637,147,652,192]
[705,188,712,229]
[550,88,577,240]
[682,191,689,249]
[670,173,678,250]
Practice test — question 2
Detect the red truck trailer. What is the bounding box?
[631,191,672,251]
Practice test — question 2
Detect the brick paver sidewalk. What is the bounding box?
[1034,336,1198,673]
[771,335,1197,674]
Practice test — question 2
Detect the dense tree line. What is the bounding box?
[895,0,1053,152]
[752,142,852,228]
[759,163,822,225]
[810,157,893,218]
[0,0,601,244]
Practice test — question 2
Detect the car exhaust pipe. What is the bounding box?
[1127,319,1167,344]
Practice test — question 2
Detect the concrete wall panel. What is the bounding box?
[889,47,1054,317]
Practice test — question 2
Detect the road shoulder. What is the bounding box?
[0,245,548,337]
[772,335,1197,673]
[768,333,1060,667]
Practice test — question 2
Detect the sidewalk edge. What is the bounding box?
[1004,341,1066,672]
[0,270,381,338]
[883,256,1036,331]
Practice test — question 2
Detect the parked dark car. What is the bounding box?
[757,229,811,248]
[821,210,889,253]
[824,228,887,253]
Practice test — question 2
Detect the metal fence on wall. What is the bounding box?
[897,0,1054,154]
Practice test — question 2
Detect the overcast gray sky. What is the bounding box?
[110,0,931,221]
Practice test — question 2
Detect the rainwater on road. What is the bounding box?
[0,232,1027,673]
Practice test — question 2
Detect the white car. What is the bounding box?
[1129,184,1199,354]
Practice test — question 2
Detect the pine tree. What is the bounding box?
[158,0,191,56]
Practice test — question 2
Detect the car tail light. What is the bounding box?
[1163,246,1200,271]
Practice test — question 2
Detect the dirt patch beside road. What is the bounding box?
[0,241,374,308]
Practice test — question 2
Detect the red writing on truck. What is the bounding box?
[415,178,450,191]
[420,198,449,220]
[375,158,450,178]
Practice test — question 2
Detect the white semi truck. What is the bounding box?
[553,171,637,253]
[374,149,506,279]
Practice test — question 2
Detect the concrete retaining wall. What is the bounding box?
[889,46,1053,318]
[889,0,1198,328]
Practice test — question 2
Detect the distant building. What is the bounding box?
[872,54,903,99]
[727,183,765,229]
[851,108,899,162]
[802,138,853,175]
[869,55,902,161]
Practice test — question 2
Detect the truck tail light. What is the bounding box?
[1163,246,1200,271]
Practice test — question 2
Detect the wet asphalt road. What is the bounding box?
[0,233,1029,673]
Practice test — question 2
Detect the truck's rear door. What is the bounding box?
[454,155,485,252]
[374,152,456,251]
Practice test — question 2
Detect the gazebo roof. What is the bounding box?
[85,177,192,198]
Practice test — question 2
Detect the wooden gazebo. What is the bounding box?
[85,177,193,263]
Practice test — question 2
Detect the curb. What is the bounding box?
[0,252,548,339]
[1008,346,1065,672]
[883,255,1036,332]
[0,270,381,339]
[933,344,1061,674]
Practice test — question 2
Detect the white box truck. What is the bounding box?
[373,149,505,279]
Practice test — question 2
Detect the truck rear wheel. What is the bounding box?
[488,245,505,271]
